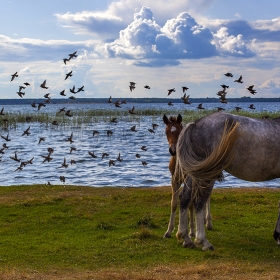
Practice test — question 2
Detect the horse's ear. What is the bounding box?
[163,115,169,124]
[177,114,182,124]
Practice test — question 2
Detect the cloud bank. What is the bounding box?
[93,7,253,67]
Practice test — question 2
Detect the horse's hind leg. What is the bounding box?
[177,177,195,248]
[164,179,180,238]
[189,203,195,237]
[273,201,280,246]
[205,196,213,230]
[194,183,214,251]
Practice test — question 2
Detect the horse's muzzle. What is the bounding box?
[169,147,176,156]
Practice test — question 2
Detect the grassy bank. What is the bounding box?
[0,185,279,279]
[1,109,280,129]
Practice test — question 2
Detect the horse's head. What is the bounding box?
[163,114,183,156]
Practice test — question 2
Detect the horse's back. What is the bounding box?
[184,112,280,181]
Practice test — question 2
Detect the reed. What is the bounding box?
[1,109,280,130]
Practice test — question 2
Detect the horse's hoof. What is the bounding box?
[183,241,196,248]
[206,225,213,230]
[202,245,215,251]
[163,232,171,238]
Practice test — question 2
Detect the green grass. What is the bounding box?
[0,185,279,279]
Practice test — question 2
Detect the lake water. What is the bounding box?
[1,101,280,188]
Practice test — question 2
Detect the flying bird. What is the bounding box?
[224,72,233,77]
[21,126,31,136]
[11,72,18,82]
[182,86,189,93]
[234,75,243,84]
[40,80,48,89]
[167,88,175,96]
[69,51,78,60]
[65,71,73,80]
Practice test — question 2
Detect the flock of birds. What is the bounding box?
[1,50,261,185]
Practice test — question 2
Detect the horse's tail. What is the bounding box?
[175,120,240,195]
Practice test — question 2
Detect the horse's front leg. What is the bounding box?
[164,178,180,238]
[176,178,195,248]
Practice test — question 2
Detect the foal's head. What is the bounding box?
[163,114,183,156]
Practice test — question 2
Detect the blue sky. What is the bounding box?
[1,0,280,99]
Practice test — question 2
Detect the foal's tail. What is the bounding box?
[175,120,240,194]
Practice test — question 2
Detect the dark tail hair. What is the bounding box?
[175,120,240,195]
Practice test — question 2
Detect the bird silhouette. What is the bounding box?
[141,146,147,151]
[142,161,148,166]
[11,72,18,82]
[65,110,73,117]
[0,107,5,115]
[235,106,242,112]
[107,96,112,103]
[110,118,117,123]
[69,51,78,60]
[63,58,69,65]
[65,71,73,80]
[167,88,175,96]
[107,130,113,136]
[24,82,31,86]
[38,102,46,111]
[60,90,66,96]
[102,152,109,159]
[69,96,76,100]
[21,126,31,136]
[135,153,141,158]
[144,85,150,89]
[224,72,233,77]
[130,125,137,132]
[116,153,123,162]
[52,120,59,126]
[60,176,66,183]
[57,158,68,168]
[19,85,26,92]
[38,137,46,144]
[197,103,204,110]
[10,151,21,162]
[167,101,173,106]
[88,151,98,158]
[182,86,189,93]
[58,107,66,114]
[148,128,155,134]
[129,106,136,114]
[249,104,255,110]
[70,159,76,165]
[65,132,74,144]
[234,75,243,84]
[31,101,37,108]
[70,85,76,94]
[40,80,48,89]
[77,86,84,92]
[93,130,100,137]
[109,160,115,167]
[1,133,11,141]
[17,91,25,98]
[70,147,76,153]
[152,123,158,130]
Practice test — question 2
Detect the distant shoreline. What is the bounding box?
[0,97,280,105]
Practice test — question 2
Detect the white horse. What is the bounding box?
[175,112,280,250]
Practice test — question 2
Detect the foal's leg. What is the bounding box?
[194,183,214,251]
[164,177,180,238]
[176,178,195,248]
